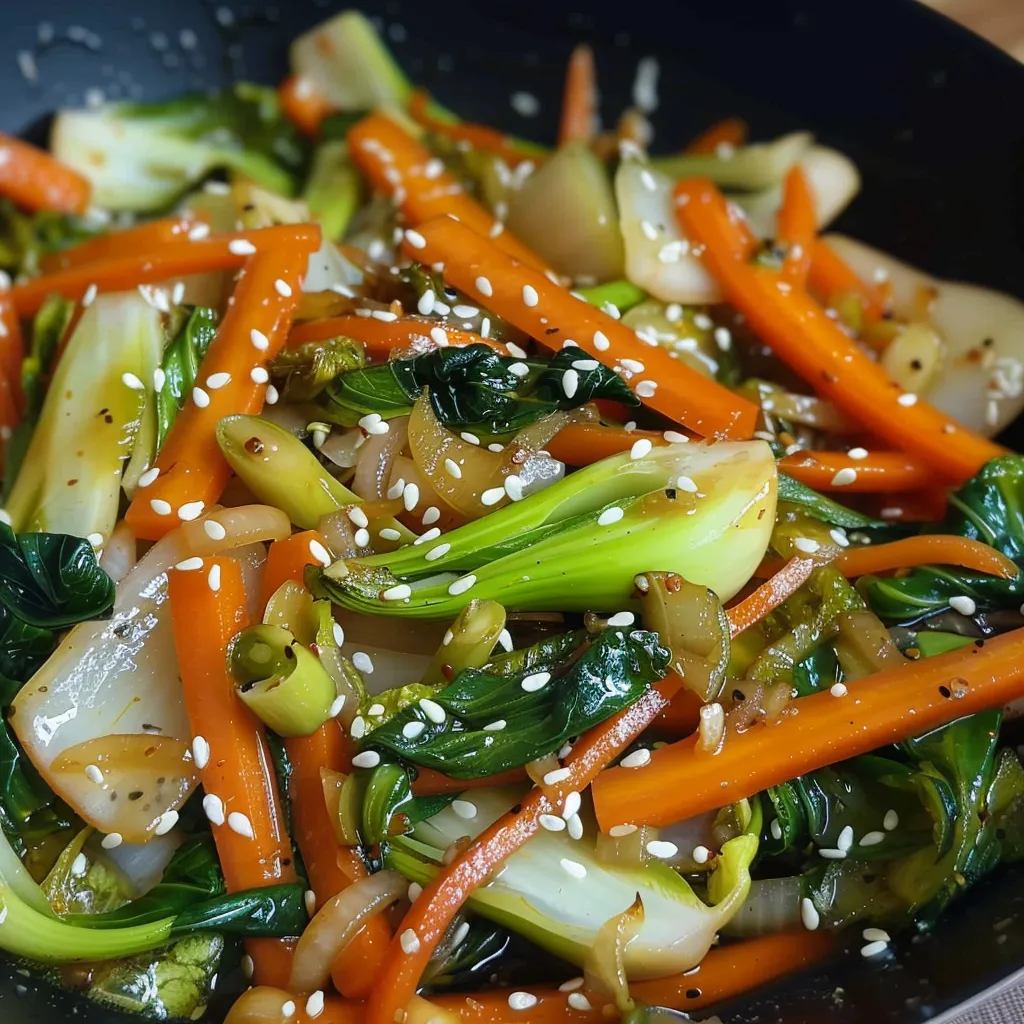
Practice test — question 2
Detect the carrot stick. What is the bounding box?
[261,530,331,608]
[409,90,540,168]
[168,556,296,985]
[278,74,334,137]
[410,766,529,796]
[653,687,703,736]
[593,622,1024,830]
[546,423,668,464]
[347,114,548,272]
[0,132,91,214]
[725,557,816,638]
[558,45,597,146]
[364,674,684,1024]
[38,215,204,274]
[776,167,815,286]
[11,223,321,318]
[286,720,392,1000]
[808,239,889,323]
[0,286,25,414]
[862,488,949,523]
[835,534,1018,580]
[684,116,749,155]
[0,371,19,467]
[124,230,318,541]
[779,449,933,493]
[675,178,1005,482]
[401,216,758,440]
[288,314,509,358]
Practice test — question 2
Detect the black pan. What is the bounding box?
[1,1,1023,1021]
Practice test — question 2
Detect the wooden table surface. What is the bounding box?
[922,0,1024,60]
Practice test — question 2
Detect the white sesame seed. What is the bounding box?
[353,652,374,673]
[228,238,256,256]
[152,367,166,393]
[448,574,477,596]
[228,811,255,838]
[507,342,528,359]
[207,564,221,593]
[121,372,145,390]
[837,825,855,852]
[371,310,398,322]
[354,528,370,547]
[350,717,366,740]
[430,326,449,347]
[830,683,848,697]
[863,927,891,943]
[675,474,698,493]
[771,818,783,840]
[504,475,524,501]
[452,799,477,819]
[620,748,651,768]
[274,278,292,297]
[508,992,538,1011]
[630,438,653,460]
[860,830,886,846]
[347,507,370,529]
[150,499,173,516]
[793,537,820,554]
[483,719,506,731]
[831,467,858,487]
[403,482,420,511]
[87,532,104,549]
[522,671,551,692]
[801,897,820,931]
[383,583,412,601]
[950,595,977,616]
[819,848,846,859]
[82,283,98,306]
[597,506,624,526]
[609,824,638,837]
[417,289,436,316]
[562,368,580,398]
[593,330,610,351]
[606,611,635,627]
[444,458,463,479]
[522,284,539,307]
[203,794,225,825]
[559,978,585,993]
[884,809,899,831]
[408,882,423,901]
[352,751,381,769]
[192,735,210,770]
[358,412,390,435]
[460,431,481,445]
[636,380,658,398]
[400,928,421,954]
[508,361,531,378]
[420,698,446,724]
[305,991,325,1018]
[540,814,566,832]
[85,763,103,784]
[250,328,269,351]
[848,447,869,460]
[71,853,88,877]
[206,372,231,390]
[830,528,850,547]
[897,392,917,407]
[567,813,584,839]
[101,832,123,850]
[481,486,505,507]
[475,276,493,297]
[250,366,270,384]
[193,386,211,408]
[693,844,712,864]
[175,557,205,573]
[560,857,587,879]
[425,542,451,561]
[647,840,679,859]
[861,940,889,958]
[178,501,205,521]
[154,809,179,836]
[328,696,346,718]
[265,385,279,406]
[424,158,445,179]
[405,229,427,249]
[561,791,582,819]
[188,222,212,240]
[331,623,345,648]
[543,767,572,785]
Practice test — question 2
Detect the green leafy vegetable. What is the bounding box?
[0,200,106,277]
[319,343,638,435]
[305,140,364,241]
[155,306,218,450]
[51,84,309,212]
[777,473,889,531]
[269,336,366,403]
[362,627,669,778]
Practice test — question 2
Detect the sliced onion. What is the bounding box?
[98,520,137,584]
[389,454,469,533]
[353,415,409,500]
[319,427,365,470]
[101,828,183,897]
[584,894,645,1012]
[289,869,406,994]
[719,876,802,937]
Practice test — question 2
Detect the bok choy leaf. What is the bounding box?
[155,306,218,450]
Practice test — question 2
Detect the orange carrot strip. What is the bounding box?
[0,132,91,214]
[11,223,321,318]
[808,239,889,323]
[278,74,335,137]
[38,215,204,274]
[776,167,815,286]
[861,488,949,523]
[546,423,667,464]
[779,450,933,493]
[364,674,684,1024]
[684,116,749,155]
[675,178,1005,482]
[286,720,391,1000]
[433,930,835,1021]
[401,216,758,440]
[125,230,318,541]
[409,90,539,168]
[725,557,816,638]
[0,370,19,468]
[0,288,25,414]
[168,556,296,985]
[410,766,529,796]
[289,315,509,358]
[593,622,1024,831]
[835,535,1019,580]
[347,114,548,272]
[653,687,703,736]
[261,530,330,608]
[557,45,597,146]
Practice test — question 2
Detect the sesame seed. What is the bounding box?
[621,358,645,373]
[830,528,850,547]
[352,751,381,769]
[85,763,103,784]
[250,328,269,351]
[274,278,292,297]
[567,813,584,839]
[350,717,366,740]
[188,222,212,240]
[609,824,638,837]
[861,940,889,958]
[620,748,651,768]
[539,814,566,832]
[71,853,88,877]
[543,767,572,785]
[801,897,820,931]
[561,791,582,820]
[860,830,886,846]
[178,501,205,521]
[175,557,205,574]
[101,832,123,850]
[897,392,917,407]
[348,507,370,529]
[383,583,412,601]
[206,372,231,390]
[640,219,659,240]
[831,467,858,487]
[444,458,463,479]
[305,991,325,1018]
[647,840,679,859]
[475,276,493,297]
[417,289,436,316]
[562,368,579,398]
[819,847,846,859]
[497,628,513,652]
[408,882,423,901]
[154,809,179,836]
[400,928,421,954]
[522,671,551,692]
[430,326,449,347]
[481,486,505,507]
[121,372,145,390]
[353,652,374,673]
[636,380,658,398]
[675,475,698,493]
[452,799,477,819]
[460,431,481,445]
[837,825,854,852]
[884,809,899,831]
[560,857,587,879]
[87,532,104,548]
[507,342,528,359]
[207,564,221,593]
[593,330,610,351]
[420,698,446,724]
[150,499,173,516]
[332,623,345,646]
[192,736,210,770]
[405,229,427,249]
[606,612,635,627]
[354,528,370,547]
[949,595,977,616]
[250,367,270,384]
[848,447,869,460]
[830,683,848,697]
[504,475,524,501]
[193,386,210,408]
[82,283,98,306]
[371,310,398,322]
[597,506,624,526]
[203,794,225,825]
[424,158,444,179]
[508,992,538,1011]
[415,528,442,546]
[559,978,585,992]
[359,412,390,435]
[228,811,255,838]
[771,818,783,840]
[425,542,451,561]
[508,361,531,378]
[793,537,820,553]
[403,482,420,511]
[228,238,256,255]
[522,284,539,307]
[630,438,653,459]
[448,574,477,596]
[483,719,506,731]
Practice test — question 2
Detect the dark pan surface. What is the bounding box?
[0,1,1023,1021]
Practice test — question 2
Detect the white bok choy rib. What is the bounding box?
[10,506,290,843]
[311,439,777,619]
[822,234,1024,438]
[387,787,759,979]
[6,291,164,543]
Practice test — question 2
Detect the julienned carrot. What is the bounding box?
[125,233,317,541]
[401,216,758,440]
[862,488,949,523]
[0,371,19,465]
[0,132,91,214]
[558,45,597,146]
[835,534,1019,580]
[778,450,933,493]
[409,90,540,168]
[38,215,204,274]
[675,178,1005,482]
[593,623,1024,831]
[653,686,703,736]
[288,314,509,357]
[807,239,889,323]
[168,556,296,986]
[278,74,334,137]
[347,113,548,272]
[432,930,836,1021]
[285,720,391,1000]
[411,766,529,796]
[11,223,322,318]
[725,557,816,638]
[261,530,331,608]
[364,674,684,1024]
[776,166,815,286]
[0,288,25,413]
[684,116,749,155]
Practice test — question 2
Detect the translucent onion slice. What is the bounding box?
[353,416,409,501]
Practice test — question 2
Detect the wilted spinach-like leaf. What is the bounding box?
[269,336,366,402]
[156,306,218,450]
[777,474,891,531]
